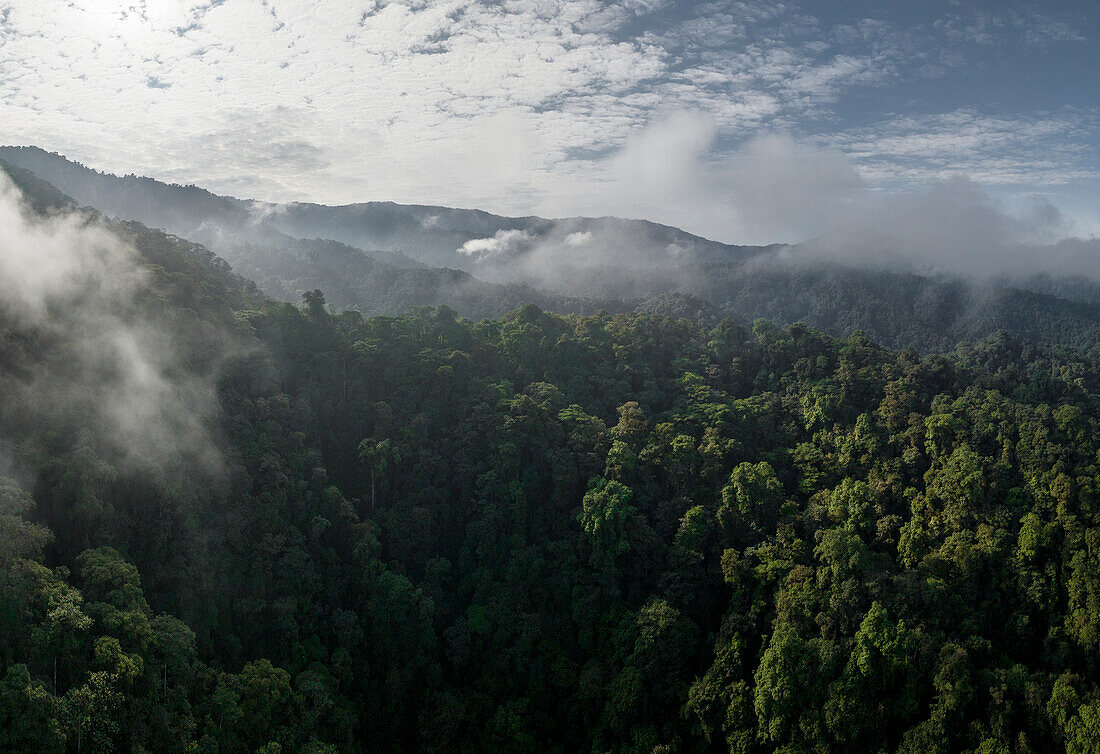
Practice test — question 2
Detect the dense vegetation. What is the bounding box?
[694,262,1100,352]
[225,235,627,321]
[2,251,1100,750]
[4,160,1100,753]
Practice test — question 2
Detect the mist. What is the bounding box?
[789,176,1100,282]
[479,114,1100,288]
[456,217,737,299]
[0,172,226,478]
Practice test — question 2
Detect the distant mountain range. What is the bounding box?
[0,145,765,299]
[3,144,1100,351]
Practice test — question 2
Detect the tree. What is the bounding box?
[579,477,636,557]
[683,636,753,753]
[0,664,64,752]
[358,438,400,510]
[302,289,327,317]
[721,460,786,533]
[239,659,294,750]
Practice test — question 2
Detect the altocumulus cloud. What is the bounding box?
[0,0,1096,244]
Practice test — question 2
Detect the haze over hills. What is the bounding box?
[4,145,1100,351]
[0,145,766,290]
[0,147,638,319]
[258,200,774,289]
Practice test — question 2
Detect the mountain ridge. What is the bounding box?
[5,145,1100,352]
[0,145,764,271]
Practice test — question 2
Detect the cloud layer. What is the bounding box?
[0,0,1095,243]
[456,132,1100,285]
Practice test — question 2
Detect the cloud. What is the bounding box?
[600,122,1098,279]
[548,114,861,243]
[565,231,592,247]
[546,104,1094,245]
[609,110,717,201]
[790,177,1100,281]
[0,172,227,477]
[0,0,1094,245]
[459,228,531,259]
[935,5,1088,47]
[505,127,1100,286]
[711,132,864,242]
[831,108,1099,187]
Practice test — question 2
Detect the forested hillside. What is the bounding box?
[0,148,618,321]
[694,263,1100,352]
[0,146,759,273]
[0,147,750,322]
[2,173,1100,752]
[6,146,1100,353]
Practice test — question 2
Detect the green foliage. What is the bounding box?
[580,477,636,557]
[2,198,1100,750]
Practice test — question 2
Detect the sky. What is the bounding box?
[0,0,1096,244]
